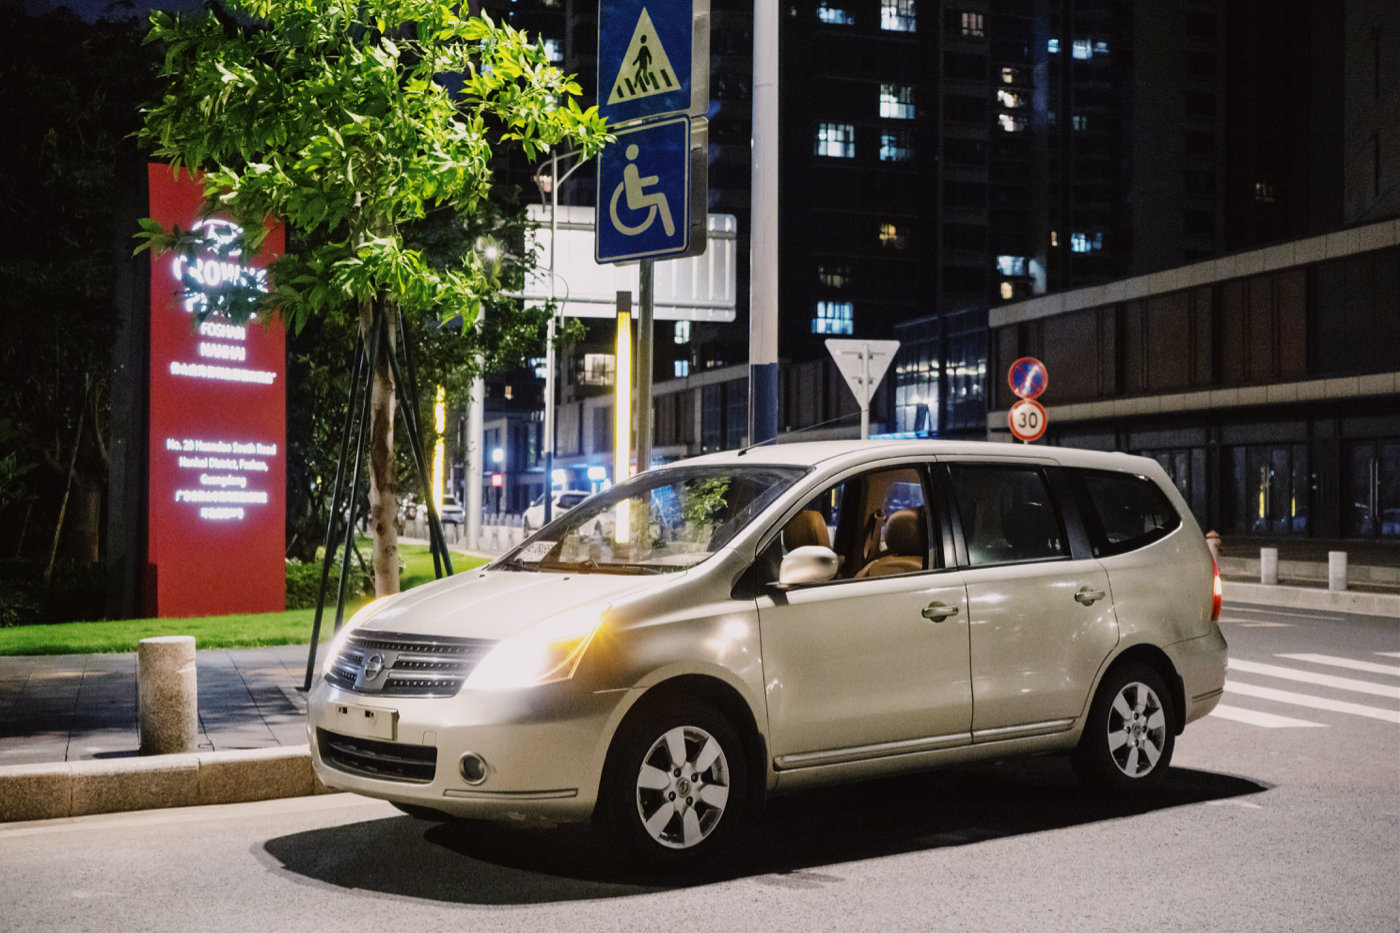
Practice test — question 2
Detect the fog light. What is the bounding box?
[459,753,488,785]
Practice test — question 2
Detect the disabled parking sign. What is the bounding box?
[596,116,691,263]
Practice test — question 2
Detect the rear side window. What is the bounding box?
[1077,470,1182,557]
[948,464,1066,566]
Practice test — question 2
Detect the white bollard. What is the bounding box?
[1328,551,1348,591]
[138,635,197,755]
[1260,547,1279,585]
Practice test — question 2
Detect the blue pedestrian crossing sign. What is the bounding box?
[596,116,691,263]
[598,0,693,124]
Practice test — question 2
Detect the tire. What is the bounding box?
[598,698,748,865]
[1073,662,1175,792]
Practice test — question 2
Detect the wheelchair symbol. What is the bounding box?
[609,144,676,238]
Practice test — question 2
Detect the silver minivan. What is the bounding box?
[308,441,1227,863]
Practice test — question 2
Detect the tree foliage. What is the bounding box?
[136,0,607,333]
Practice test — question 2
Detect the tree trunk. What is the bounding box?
[361,299,399,596]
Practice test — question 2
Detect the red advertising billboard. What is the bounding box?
[146,165,286,617]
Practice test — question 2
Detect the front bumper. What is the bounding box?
[307,677,629,823]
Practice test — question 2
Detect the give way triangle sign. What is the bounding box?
[826,339,900,408]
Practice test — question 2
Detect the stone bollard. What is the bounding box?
[1328,551,1348,591]
[1205,530,1221,562]
[138,636,198,755]
[1260,547,1279,585]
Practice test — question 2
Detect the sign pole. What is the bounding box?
[637,259,654,473]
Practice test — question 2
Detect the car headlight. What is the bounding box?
[319,595,394,675]
[464,609,606,690]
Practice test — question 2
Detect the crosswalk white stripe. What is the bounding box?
[1228,659,1400,699]
[1209,704,1324,729]
[1225,679,1400,724]
[1378,653,1400,659]
[1275,653,1400,677]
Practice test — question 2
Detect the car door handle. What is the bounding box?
[921,602,960,622]
[1075,587,1107,605]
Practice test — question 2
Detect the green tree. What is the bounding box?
[137,0,608,595]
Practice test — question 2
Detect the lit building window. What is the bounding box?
[1001,67,1026,85]
[1072,38,1094,60]
[879,222,906,248]
[1000,281,1014,300]
[997,89,1026,109]
[960,12,984,36]
[1050,230,1059,247]
[542,38,563,63]
[818,1,855,25]
[1095,41,1110,56]
[1073,114,1088,131]
[812,301,854,335]
[674,360,690,378]
[880,84,915,120]
[998,113,1027,132]
[815,122,855,158]
[1048,37,1060,54]
[818,263,852,288]
[880,128,915,162]
[1070,232,1105,253]
[996,255,1027,276]
[881,0,915,32]
[674,321,690,344]
[1254,181,1275,203]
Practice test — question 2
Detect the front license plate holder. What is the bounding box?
[330,702,398,741]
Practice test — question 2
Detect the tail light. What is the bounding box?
[1211,561,1223,622]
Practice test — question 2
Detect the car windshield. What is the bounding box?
[500,464,807,574]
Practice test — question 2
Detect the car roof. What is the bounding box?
[673,439,1160,475]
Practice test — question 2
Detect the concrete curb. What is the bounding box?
[1223,580,1400,617]
[0,745,335,823]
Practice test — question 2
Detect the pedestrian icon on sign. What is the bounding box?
[632,35,655,89]
[610,144,676,237]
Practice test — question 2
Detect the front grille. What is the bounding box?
[324,630,495,697]
[318,729,438,784]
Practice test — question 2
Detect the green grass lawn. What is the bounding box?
[0,544,488,656]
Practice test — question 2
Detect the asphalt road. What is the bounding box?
[1,603,1396,933]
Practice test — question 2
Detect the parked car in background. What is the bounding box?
[308,440,1226,866]
[523,489,594,532]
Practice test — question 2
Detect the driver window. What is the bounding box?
[773,466,934,581]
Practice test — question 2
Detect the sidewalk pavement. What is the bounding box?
[1,562,1394,823]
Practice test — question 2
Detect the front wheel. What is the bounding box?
[1073,662,1175,791]
[598,698,747,865]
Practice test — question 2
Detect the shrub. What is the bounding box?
[285,558,373,610]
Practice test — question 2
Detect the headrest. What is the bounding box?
[782,510,829,551]
[885,509,925,556]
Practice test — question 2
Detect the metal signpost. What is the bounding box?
[826,339,901,440]
[595,0,709,475]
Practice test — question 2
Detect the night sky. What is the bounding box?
[10,0,203,21]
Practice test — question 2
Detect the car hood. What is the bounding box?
[347,567,663,642]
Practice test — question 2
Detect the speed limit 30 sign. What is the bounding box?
[1008,398,1047,443]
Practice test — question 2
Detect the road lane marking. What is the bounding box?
[1275,654,1400,677]
[1209,704,1324,728]
[1225,680,1400,724]
[1228,659,1400,699]
[1378,652,1400,659]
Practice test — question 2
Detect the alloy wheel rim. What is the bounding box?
[634,724,731,849]
[1106,681,1167,778]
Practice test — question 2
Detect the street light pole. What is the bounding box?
[538,150,590,524]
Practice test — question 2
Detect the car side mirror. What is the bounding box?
[777,546,840,587]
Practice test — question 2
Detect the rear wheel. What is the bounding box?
[1073,662,1175,791]
[598,698,747,865]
